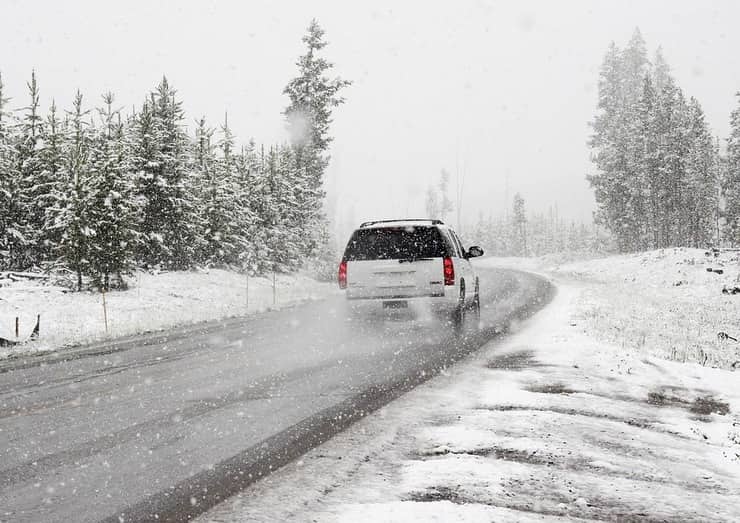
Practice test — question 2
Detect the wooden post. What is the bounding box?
[15,317,19,338]
[102,289,109,334]
[30,315,39,340]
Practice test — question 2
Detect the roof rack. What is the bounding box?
[359,219,444,228]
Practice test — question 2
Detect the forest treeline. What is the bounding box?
[470,193,608,257]
[588,29,740,252]
[0,20,348,290]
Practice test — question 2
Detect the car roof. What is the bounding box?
[358,219,447,230]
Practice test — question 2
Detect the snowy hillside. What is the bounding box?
[0,269,335,359]
[553,248,740,369]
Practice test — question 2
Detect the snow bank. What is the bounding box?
[0,269,335,359]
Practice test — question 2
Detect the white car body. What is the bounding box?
[337,220,483,320]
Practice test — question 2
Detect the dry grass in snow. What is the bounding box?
[550,248,740,369]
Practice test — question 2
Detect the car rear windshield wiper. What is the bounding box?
[398,257,434,263]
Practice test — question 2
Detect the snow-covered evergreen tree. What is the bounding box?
[283,19,350,261]
[652,47,671,93]
[636,74,661,248]
[0,22,350,280]
[202,115,249,266]
[588,42,632,250]
[86,93,137,289]
[276,144,304,270]
[0,72,17,268]
[259,145,296,272]
[684,98,718,247]
[37,100,67,264]
[55,91,93,290]
[238,140,269,274]
[724,93,740,243]
[512,193,527,256]
[13,71,45,268]
[191,116,215,264]
[132,78,196,269]
[424,170,454,221]
[589,31,720,251]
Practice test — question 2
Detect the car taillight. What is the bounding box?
[443,257,454,286]
[338,260,348,289]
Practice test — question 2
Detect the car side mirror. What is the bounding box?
[466,246,484,258]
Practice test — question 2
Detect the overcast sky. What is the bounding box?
[2,0,740,235]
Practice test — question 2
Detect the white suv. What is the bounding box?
[337,219,484,328]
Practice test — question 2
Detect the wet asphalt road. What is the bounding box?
[0,267,552,522]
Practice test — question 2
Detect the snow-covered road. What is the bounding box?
[200,266,740,522]
[0,267,551,522]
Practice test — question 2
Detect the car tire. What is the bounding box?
[452,282,466,333]
[471,280,481,328]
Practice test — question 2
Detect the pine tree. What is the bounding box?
[132,77,196,269]
[258,145,303,272]
[0,21,349,278]
[590,31,657,250]
[652,47,671,93]
[237,140,269,274]
[37,100,67,264]
[425,186,439,219]
[284,20,351,153]
[283,19,350,261]
[588,31,720,252]
[191,116,215,264]
[653,77,689,246]
[588,42,632,250]
[684,98,717,247]
[724,93,740,243]
[128,98,155,264]
[424,170,454,220]
[275,144,303,270]
[0,71,17,268]
[635,74,661,248]
[512,193,527,256]
[619,29,650,250]
[238,143,270,274]
[201,115,248,266]
[56,91,92,290]
[618,28,649,117]
[13,71,45,268]
[86,93,137,289]
[260,145,281,271]
[232,142,258,271]
[437,169,454,221]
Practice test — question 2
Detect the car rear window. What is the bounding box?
[343,226,451,261]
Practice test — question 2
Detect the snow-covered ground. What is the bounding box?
[199,252,740,522]
[553,248,740,369]
[0,269,335,359]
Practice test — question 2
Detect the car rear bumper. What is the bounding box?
[346,281,455,301]
[345,289,458,309]
[346,291,445,300]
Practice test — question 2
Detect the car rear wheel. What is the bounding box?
[470,279,481,328]
[451,282,466,333]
